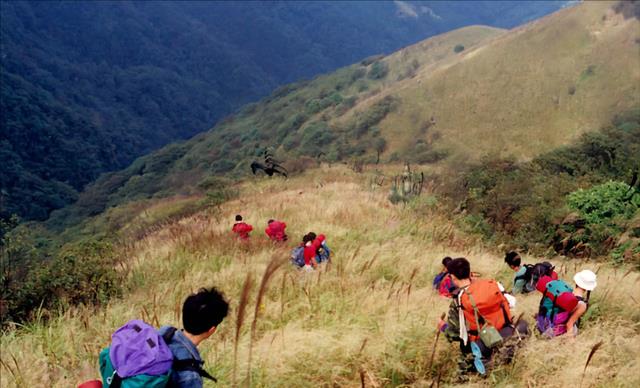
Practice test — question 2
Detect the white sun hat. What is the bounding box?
[574,270,597,291]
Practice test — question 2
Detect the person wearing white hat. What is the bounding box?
[566,269,597,336]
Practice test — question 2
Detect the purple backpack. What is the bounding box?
[110,320,173,376]
[100,320,173,387]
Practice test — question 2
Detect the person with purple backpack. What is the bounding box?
[98,287,229,388]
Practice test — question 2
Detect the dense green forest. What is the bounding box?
[0,1,567,221]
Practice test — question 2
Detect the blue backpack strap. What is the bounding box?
[162,327,218,383]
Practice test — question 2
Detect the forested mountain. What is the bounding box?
[44,0,638,232]
[0,0,568,220]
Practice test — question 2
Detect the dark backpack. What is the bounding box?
[515,262,556,293]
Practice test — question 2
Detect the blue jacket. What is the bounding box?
[158,326,203,388]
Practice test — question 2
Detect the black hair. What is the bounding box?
[442,256,452,267]
[268,219,274,224]
[302,233,312,243]
[235,215,242,221]
[447,258,470,280]
[504,251,521,267]
[182,287,229,335]
[307,232,317,241]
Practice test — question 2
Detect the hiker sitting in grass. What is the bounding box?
[159,287,229,387]
[232,214,253,240]
[265,219,288,242]
[432,256,455,297]
[504,251,557,294]
[307,232,331,264]
[536,270,596,338]
[299,232,329,271]
[437,258,528,375]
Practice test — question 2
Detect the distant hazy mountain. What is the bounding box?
[0,0,568,220]
[45,0,639,231]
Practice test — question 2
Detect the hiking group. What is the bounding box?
[232,214,332,271]
[81,227,596,387]
[433,252,597,376]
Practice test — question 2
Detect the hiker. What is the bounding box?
[306,232,329,264]
[98,287,229,388]
[437,258,528,375]
[536,270,596,338]
[265,219,288,242]
[566,270,597,335]
[504,251,557,294]
[158,287,229,387]
[432,256,455,297]
[232,214,253,240]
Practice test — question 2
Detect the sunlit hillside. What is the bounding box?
[2,166,639,387]
[48,1,639,228]
[360,0,640,161]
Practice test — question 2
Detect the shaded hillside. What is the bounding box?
[0,0,568,221]
[50,1,639,230]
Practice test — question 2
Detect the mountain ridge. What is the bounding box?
[44,0,639,231]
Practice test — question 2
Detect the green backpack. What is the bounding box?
[99,347,171,388]
[539,280,573,318]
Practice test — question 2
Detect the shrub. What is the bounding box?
[567,181,639,224]
[453,44,465,53]
[2,238,121,325]
[211,159,236,173]
[368,61,389,80]
[361,54,385,66]
[350,96,397,137]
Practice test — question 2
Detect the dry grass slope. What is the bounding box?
[2,166,639,387]
[342,0,640,162]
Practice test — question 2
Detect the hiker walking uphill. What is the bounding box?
[265,219,288,242]
[433,256,455,297]
[232,214,253,240]
[504,251,557,294]
[536,269,597,338]
[98,287,229,388]
[437,258,528,375]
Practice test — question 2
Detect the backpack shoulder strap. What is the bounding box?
[172,359,218,383]
[164,327,218,383]
[162,326,178,344]
[514,265,533,282]
[464,289,485,327]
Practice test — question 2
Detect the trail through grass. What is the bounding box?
[2,166,639,387]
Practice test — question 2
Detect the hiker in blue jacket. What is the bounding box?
[159,287,229,388]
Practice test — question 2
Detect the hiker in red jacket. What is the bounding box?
[232,215,253,240]
[303,232,326,269]
[265,219,288,242]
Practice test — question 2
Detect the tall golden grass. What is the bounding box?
[1,165,639,387]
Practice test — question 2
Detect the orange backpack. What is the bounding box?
[459,279,512,340]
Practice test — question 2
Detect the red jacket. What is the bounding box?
[304,234,325,265]
[265,221,287,241]
[232,222,253,239]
